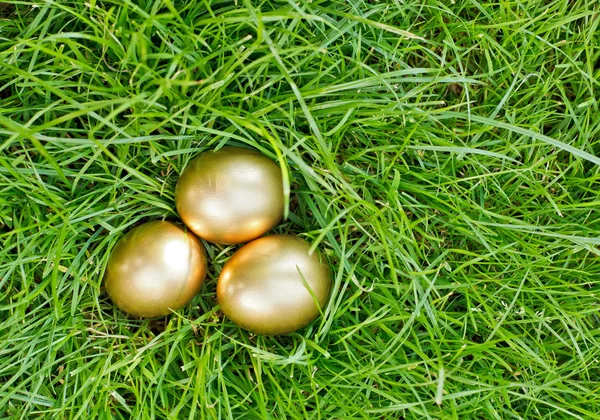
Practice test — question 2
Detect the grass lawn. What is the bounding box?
[1,0,600,418]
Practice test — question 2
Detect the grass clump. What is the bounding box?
[1,0,600,418]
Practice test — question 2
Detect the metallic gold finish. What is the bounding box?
[175,146,284,245]
[105,221,207,318]
[217,235,332,335]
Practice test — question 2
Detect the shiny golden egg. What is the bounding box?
[175,146,284,245]
[104,221,207,318]
[217,235,332,335]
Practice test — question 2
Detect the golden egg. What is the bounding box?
[217,235,332,335]
[175,146,284,245]
[104,221,207,318]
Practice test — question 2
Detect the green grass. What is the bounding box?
[1,0,600,418]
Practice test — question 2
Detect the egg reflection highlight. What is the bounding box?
[217,235,332,335]
[104,221,207,318]
[175,146,284,245]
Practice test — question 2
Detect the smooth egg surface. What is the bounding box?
[217,235,332,335]
[105,220,207,318]
[175,146,284,245]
